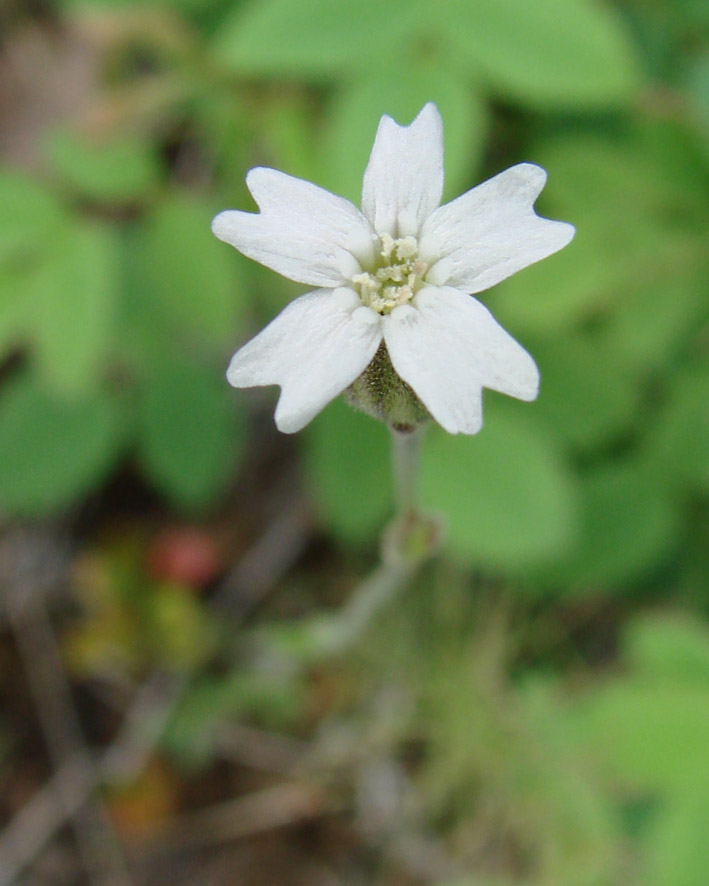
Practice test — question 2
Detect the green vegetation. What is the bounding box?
[0,0,707,882]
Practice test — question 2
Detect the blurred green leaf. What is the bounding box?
[531,460,681,590]
[46,128,161,204]
[421,409,577,569]
[149,583,216,669]
[601,272,705,373]
[213,0,421,78]
[647,778,709,886]
[323,63,487,203]
[686,51,709,134]
[31,223,117,394]
[0,375,126,516]
[133,194,248,346]
[494,128,706,334]
[138,359,243,509]
[642,363,709,495]
[531,335,638,451]
[573,679,709,793]
[624,614,709,683]
[0,169,66,265]
[435,0,643,108]
[304,398,392,544]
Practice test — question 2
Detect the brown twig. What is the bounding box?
[0,493,313,883]
[2,528,132,886]
[136,782,332,856]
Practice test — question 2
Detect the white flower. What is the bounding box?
[212,103,574,435]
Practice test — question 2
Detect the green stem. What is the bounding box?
[390,426,424,517]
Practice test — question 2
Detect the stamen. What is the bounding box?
[353,234,428,315]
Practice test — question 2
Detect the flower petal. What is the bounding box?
[213,168,376,288]
[227,288,382,433]
[361,103,444,239]
[419,163,575,293]
[382,286,539,435]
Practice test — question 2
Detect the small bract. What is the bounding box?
[212,104,574,435]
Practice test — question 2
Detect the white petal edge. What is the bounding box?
[213,168,377,288]
[382,286,539,435]
[419,163,575,293]
[361,103,444,239]
[227,288,382,433]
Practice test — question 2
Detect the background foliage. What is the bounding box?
[0,0,707,883]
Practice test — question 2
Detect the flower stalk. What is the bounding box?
[391,425,423,517]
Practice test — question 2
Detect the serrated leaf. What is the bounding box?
[304,398,392,544]
[435,0,642,109]
[322,63,487,203]
[138,360,243,509]
[0,375,126,516]
[212,0,421,79]
[421,408,578,570]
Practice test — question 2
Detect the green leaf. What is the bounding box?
[421,408,578,570]
[304,398,392,544]
[45,127,161,204]
[322,63,488,203]
[0,169,66,266]
[647,779,709,886]
[531,335,638,451]
[0,375,126,516]
[573,681,709,793]
[138,359,244,509]
[624,614,709,683]
[213,0,421,79]
[132,194,248,347]
[493,131,703,334]
[600,271,706,373]
[435,0,643,108]
[642,363,709,495]
[31,223,117,394]
[533,460,681,590]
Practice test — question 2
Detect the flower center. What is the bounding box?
[352,233,428,314]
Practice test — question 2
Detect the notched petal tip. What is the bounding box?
[516,363,541,403]
[556,220,576,246]
[412,101,443,131]
[273,403,305,435]
[211,209,247,244]
[225,351,253,389]
[516,161,547,185]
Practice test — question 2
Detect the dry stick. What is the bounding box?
[0,496,314,883]
[139,782,332,856]
[4,587,133,886]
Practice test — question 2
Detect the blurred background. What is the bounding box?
[0,0,707,883]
